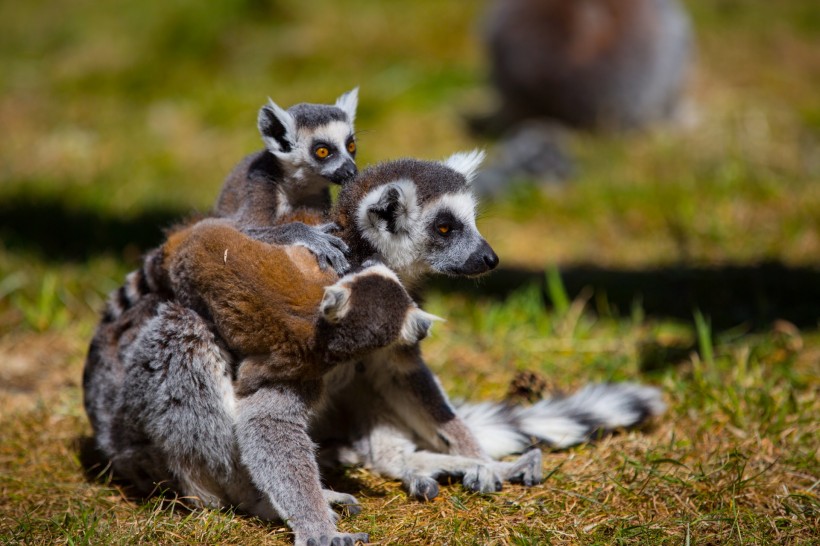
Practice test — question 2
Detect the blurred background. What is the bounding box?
[0,0,818,397]
[1,1,818,543]
[1,0,817,319]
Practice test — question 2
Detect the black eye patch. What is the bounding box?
[431,210,463,236]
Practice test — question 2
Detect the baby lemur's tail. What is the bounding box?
[456,383,666,459]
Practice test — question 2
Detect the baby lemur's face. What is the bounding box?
[258,88,359,190]
[338,151,499,284]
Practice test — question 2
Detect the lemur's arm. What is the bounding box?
[241,222,349,275]
[234,379,368,546]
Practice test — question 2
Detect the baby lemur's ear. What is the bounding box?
[442,149,485,185]
[400,308,444,345]
[364,181,419,235]
[334,87,359,124]
[258,98,297,155]
[320,285,351,324]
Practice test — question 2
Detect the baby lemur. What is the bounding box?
[156,215,439,383]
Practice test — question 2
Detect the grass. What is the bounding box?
[1,0,818,544]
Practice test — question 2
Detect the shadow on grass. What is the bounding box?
[75,435,155,503]
[76,433,381,518]
[428,262,820,331]
[4,196,817,333]
[0,195,191,262]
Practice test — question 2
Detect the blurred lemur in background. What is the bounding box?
[472,0,693,195]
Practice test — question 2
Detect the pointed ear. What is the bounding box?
[400,308,445,344]
[442,149,485,185]
[366,182,415,234]
[258,98,297,154]
[320,285,351,324]
[334,87,359,124]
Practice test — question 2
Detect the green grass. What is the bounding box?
[1,0,819,544]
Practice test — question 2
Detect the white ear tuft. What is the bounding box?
[258,98,297,155]
[334,87,359,124]
[400,308,445,345]
[320,285,352,324]
[442,149,486,185]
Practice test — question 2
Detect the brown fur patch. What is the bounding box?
[164,219,337,381]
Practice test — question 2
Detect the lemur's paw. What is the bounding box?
[504,448,543,487]
[322,489,362,516]
[298,227,351,275]
[406,474,440,501]
[299,532,369,546]
[400,308,443,344]
[463,464,503,494]
[245,223,350,274]
[320,285,352,324]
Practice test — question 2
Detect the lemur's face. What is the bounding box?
[293,118,357,185]
[420,191,499,277]
[351,152,499,282]
[257,88,359,188]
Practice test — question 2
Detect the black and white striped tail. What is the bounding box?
[456,383,666,459]
[101,249,166,323]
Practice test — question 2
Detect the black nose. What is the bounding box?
[458,239,499,276]
[329,160,357,184]
[483,248,499,270]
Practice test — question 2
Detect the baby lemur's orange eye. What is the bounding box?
[437,224,451,235]
[347,140,356,154]
[314,146,330,159]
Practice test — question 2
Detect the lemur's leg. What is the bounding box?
[358,347,526,496]
[112,301,240,507]
[343,422,542,501]
[365,346,489,459]
[234,379,368,546]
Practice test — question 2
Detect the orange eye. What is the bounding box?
[315,146,330,159]
[437,224,450,235]
[347,140,356,154]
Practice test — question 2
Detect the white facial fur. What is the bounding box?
[421,192,478,231]
[296,120,355,155]
[256,91,359,211]
[356,180,482,284]
[268,119,357,207]
[417,191,483,276]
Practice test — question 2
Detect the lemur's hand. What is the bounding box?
[243,223,350,275]
[462,463,503,494]
[322,489,362,517]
